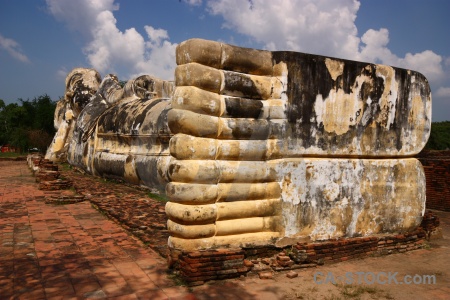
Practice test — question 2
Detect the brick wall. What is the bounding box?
[176,249,249,286]
[418,150,450,211]
[171,211,440,285]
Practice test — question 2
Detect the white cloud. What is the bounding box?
[183,0,203,6]
[359,29,443,81]
[84,10,146,73]
[398,51,443,81]
[144,26,170,48]
[0,34,30,63]
[435,87,450,98]
[133,27,177,79]
[46,0,176,81]
[359,28,397,64]
[207,0,361,59]
[46,0,118,39]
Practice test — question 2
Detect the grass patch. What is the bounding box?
[59,162,72,171]
[331,283,393,300]
[340,284,377,298]
[0,152,25,158]
[167,271,187,286]
[147,192,169,203]
[422,242,432,250]
[95,176,124,185]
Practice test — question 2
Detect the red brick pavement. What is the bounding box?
[0,161,192,299]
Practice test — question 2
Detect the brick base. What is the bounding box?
[28,155,73,191]
[176,249,249,286]
[170,211,441,285]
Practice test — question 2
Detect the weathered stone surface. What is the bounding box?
[173,39,431,157]
[276,158,425,241]
[46,68,101,162]
[47,69,174,191]
[168,232,282,252]
[166,38,431,252]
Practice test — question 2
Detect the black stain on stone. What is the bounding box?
[225,97,263,118]
[98,98,166,135]
[272,52,336,148]
[167,162,180,179]
[272,51,430,153]
[68,71,100,113]
[230,119,270,140]
[134,157,165,190]
[94,152,125,178]
[223,71,262,99]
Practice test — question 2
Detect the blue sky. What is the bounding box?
[0,0,449,121]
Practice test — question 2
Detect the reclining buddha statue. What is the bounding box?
[46,38,431,252]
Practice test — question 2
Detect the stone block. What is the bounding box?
[258,272,273,280]
[243,259,254,268]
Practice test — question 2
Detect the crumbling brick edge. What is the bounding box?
[168,211,441,286]
[27,154,80,199]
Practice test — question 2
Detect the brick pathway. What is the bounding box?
[0,160,191,299]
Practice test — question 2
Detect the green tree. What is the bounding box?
[0,103,28,146]
[29,95,56,134]
[0,95,56,152]
[425,121,450,150]
[0,100,6,146]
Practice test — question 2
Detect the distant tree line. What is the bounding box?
[425,121,450,150]
[0,95,56,153]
